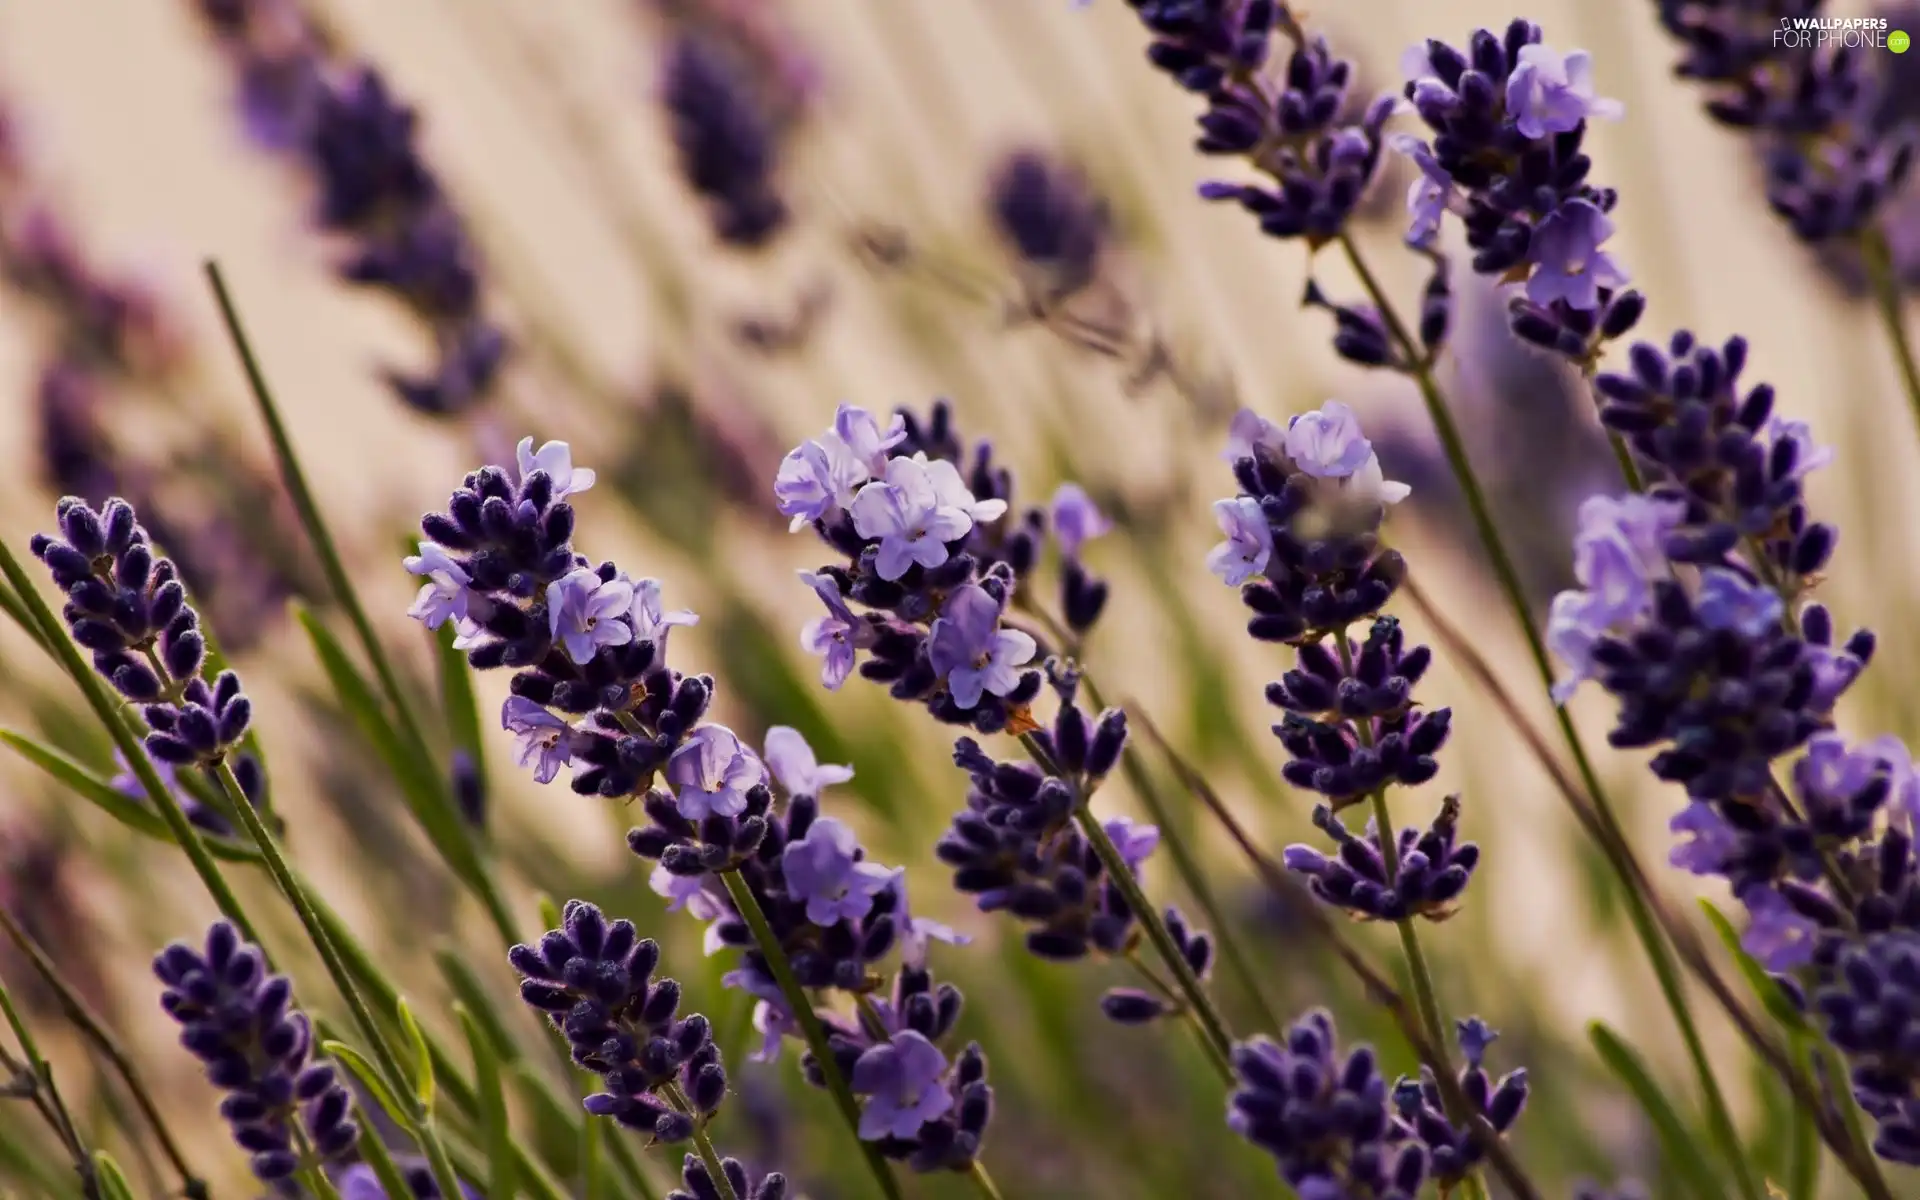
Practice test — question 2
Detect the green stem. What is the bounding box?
[716,871,903,1200]
[1337,232,1761,1200]
[356,1129,422,1200]
[0,979,97,1198]
[202,261,519,949]
[1019,734,1236,1080]
[209,762,467,1200]
[0,537,262,947]
[1074,670,1285,1035]
[665,1083,740,1200]
[968,1160,1008,1200]
[0,908,209,1200]
[1860,224,1920,447]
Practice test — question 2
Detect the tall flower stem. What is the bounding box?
[203,261,519,949]
[967,1161,1007,1200]
[207,760,465,1200]
[664,1083,740,1200]
[1017,734,1236,1081]
[0,908,209,1200]
[1860,225,1920,446]
[715,871,903,1200]
[1330,630,1483,1200]
[1337,232,1760,1200]
[0,979,96,1199]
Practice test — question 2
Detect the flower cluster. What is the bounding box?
[1656,0,1916,243]
[1392,22,1646,366]
[1391,1018,1530,1187]
[660,34,790,249]
[1227,1008,1429,1197]
[777,400,1110,732]
[510,900,727,1141]
[191,0,508,415]
[665,1153,787,1200]
[154,921,358,1183]
[32,497,255,768]
[985,150,1112,306]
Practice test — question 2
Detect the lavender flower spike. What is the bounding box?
[1504,44,1624,139]
[927,585,1037,710]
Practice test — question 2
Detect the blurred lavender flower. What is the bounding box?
[660,34,790,248]
[154,920,358,1182]
[336,1159,475,1199]
[665,1153,787,1200]
[0,825,107,1018]
[191,0,509,415]
[986,150,1112,305]
[510,900,727,1141]
[32,497,256,768]
[1657,0,1916,244]
[111,743,268,839]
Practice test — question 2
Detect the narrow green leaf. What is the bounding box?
[296,605,486,891]
[458,1005,519,1200]
[0,730,262,863]
[91,1151,138,1200]
[324,1040,414,1133]
[1588,1023,1724,1200]
[1786,1036,1822,1200]
[537,893,563,934]
[438,619,488,799]
[1699,899,1808,1031]
[397,998,436,1113]
[436,949,519,1065]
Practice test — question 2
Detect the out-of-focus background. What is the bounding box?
[2,0,1918,1196]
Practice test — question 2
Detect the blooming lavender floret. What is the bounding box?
[32,497,254,767]
[509,900,727,1141]
[779,400,1087,734]
[1284,797,1478,922]
[154,921,358,1183]
[1227,1009,1428,1196]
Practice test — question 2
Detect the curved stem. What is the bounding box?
[1860,225,1920,446]
[1017,734,1236,1081]
[0,979,98,1199]
[0,908,209,1200]
[1338,232,1761,1200]
[210,762,466,1200]
[715,871,903,1200]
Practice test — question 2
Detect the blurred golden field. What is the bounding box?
[3,0,1920,1197]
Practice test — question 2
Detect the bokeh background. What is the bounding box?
[2,0,1919,1196]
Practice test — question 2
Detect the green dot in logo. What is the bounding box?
[1893,29,1912,53]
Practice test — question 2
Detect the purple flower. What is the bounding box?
[851,1030,953,1140]
[781,816,894,926]
[1105,817,1160,872]
[1285,401,1375,479]
[1695,569,1784,638]
[648,863,727,921]
[1048,483,1111,559]
[545,568,634,666]
[1207,497,1273,586]
[1795,734,1885,812]
[927,585,1038,710]
[774,436,865,530]
[403,541,472,630]
[849,455,977,580]
[665,724,765,819]
[1389,134,1454,248]
[627,577,699,652]
[1525,200,1630,312]
[1740,884,1819,972]
[1767,417,1835,482]
[762,725,853,797]
[834,403,908,475]
[515,437,596,500]
[923,455,1009,525]
[1549,493,1684,701]
[502,696,572,784]
[886,868,969,969]
[1504,45,1623,140]
[1668,801,1737,876]
[798,571,872,689]
[1221,408,1286,463]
